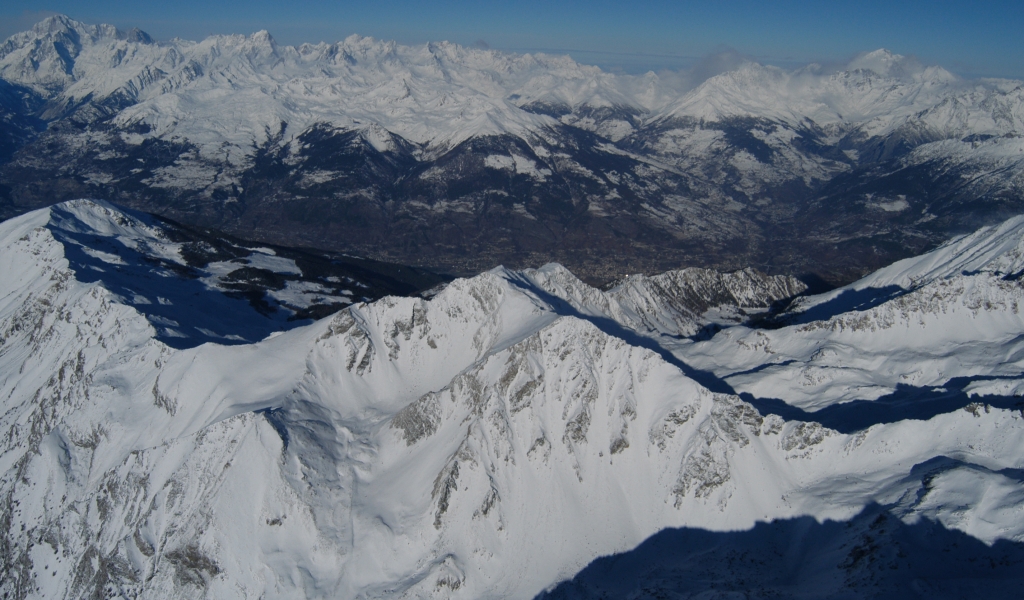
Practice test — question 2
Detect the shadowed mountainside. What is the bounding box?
[536,502,1024,599]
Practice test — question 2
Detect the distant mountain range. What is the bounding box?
[3,198,1024,598]
[1,15,1023,284]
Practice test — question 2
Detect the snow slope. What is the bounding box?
[2,200,1024,598]
[0,199,442,350]
[680,214,1024,411]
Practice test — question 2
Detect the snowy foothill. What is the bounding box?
[1,200,1024,598]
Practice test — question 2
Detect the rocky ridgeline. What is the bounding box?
[2,200,1024,598]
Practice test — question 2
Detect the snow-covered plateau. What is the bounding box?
[2,16,1024,283]
[2,199,1024,599]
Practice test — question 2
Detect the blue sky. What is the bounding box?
[2,1,1022,77]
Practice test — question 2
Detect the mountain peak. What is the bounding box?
[3,197,1024,598]
[848,48,914,78]
[29,14,120,41]
[126,27,153,44]
[250,29,276,45]
[32,14,79,35]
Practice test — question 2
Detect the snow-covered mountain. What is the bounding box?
[0,198,446,349]
[2,16,1023,285]
[2,199,1024,598]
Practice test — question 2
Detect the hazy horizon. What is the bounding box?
[2,1,1022,79]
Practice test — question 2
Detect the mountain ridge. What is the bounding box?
[2,199,1024,598]
[2,16,1023,285]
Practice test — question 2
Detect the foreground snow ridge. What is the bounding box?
[2,200,1024,598]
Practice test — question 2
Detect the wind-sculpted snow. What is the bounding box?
[2,201,1024,598]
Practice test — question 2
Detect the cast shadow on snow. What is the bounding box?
[740,376,1024,434]
[533,502,1024,600]
[256,407,291,450]
[761,284,908,328]
[908,454,1024,492]
[52,227,305,349]
[504,273,740,396]
[505,275,1024,434]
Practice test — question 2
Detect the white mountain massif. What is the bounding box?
[1,17,1019,150]
[2,16,1023,283]
[2,199,1024,599]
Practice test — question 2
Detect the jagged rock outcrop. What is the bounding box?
[2,201,1023,598]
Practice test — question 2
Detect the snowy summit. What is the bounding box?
[1,200,1023,597]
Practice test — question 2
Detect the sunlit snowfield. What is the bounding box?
[1,199,1023,598]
